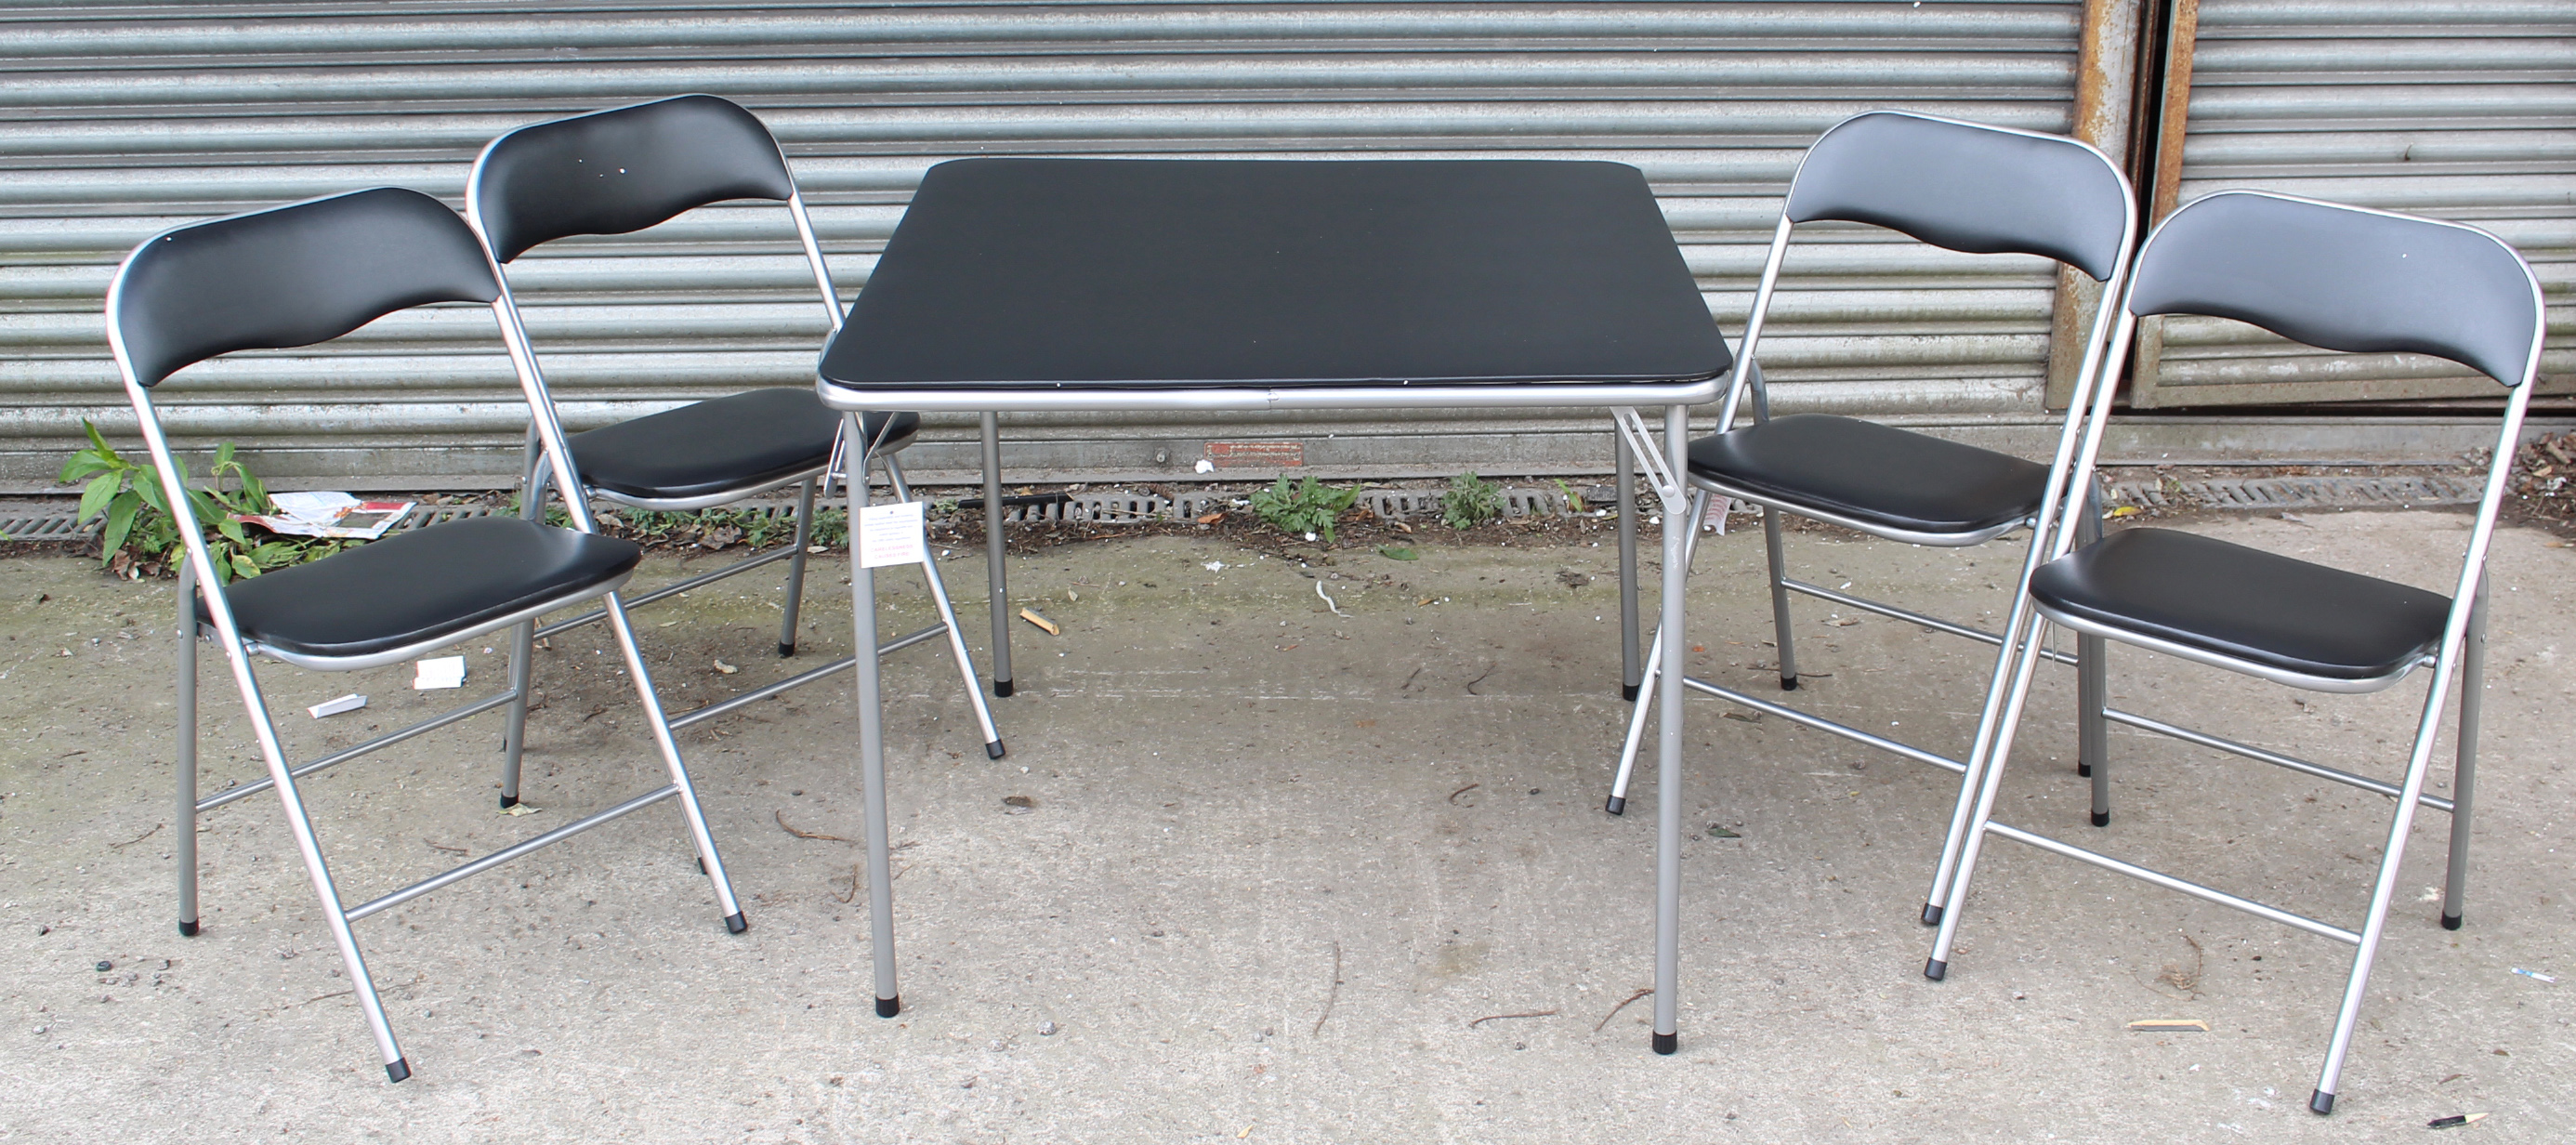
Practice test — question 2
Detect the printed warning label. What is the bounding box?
[857,499,927,569]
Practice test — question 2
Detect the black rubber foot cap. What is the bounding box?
[875,995,901,1019]
[1605,796,1626,817]
[177,920,199,937]
[1650,1032,1677,1056]
[499,794,518,809]
[992,678,1014,698]
[2308,1090,2333,1115]
[1621,683,1640,702]
[386,1059,412,1084]
[2091,810,2111,828]
[986,741,1005,760]
[1780,677,1799,691]
[2442,912,2464,931]
[724,912,748,935]
[1925,958,1948,981]
[779,641,796,658]
[1920,903,1942,927]
[2077,763,2093,778]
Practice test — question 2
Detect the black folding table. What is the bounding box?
[815,156,1731,1051]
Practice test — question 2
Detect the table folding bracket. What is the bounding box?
[1611,406,1690,517]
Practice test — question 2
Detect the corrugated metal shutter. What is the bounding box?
[0,1,2082,491]
[2136,0,2574,407]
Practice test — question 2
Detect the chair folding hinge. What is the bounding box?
[821,421,850,493]
[1611,407,1690,516]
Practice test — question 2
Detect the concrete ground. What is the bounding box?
[1,508,2570,1143]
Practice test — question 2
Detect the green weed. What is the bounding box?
[1249,476,1360,543]
[1441,472,1505,530]
[59,420,342,582]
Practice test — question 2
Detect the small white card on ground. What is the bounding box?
[413,656,467,690]
[857,500,928,569]
[308,693,367,718]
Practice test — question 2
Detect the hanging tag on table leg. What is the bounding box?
[857,500,928,569]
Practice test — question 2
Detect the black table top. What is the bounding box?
[819,158,1730,393]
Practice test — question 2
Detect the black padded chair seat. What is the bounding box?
[569,388,917,502]
[206,516,641,662]
[2029,527,2450,683]
[1687,414,2050,537]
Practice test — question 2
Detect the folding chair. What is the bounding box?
[122,187,748,1082]
[466,94,1004,804]
[1602,112,2136,926]
[1924,190,2545,1114]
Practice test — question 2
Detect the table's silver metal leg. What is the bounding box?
[1652,402,1689,1055]
[849,415,901,1017]
[1617,428,1641,702]
[981,411,1013,698]
[1607,403,1694,1055]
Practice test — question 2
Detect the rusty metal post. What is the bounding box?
[2044,0,2147,410]
[2124,0,2202,409]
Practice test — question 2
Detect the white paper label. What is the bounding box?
[413,656,467,690]
[857,500,928,569]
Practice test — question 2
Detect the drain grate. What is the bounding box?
[2104,474,2484,510]
[401,504,500,528]
[0,475,2491,543]
[1009,484,1622,524]
[0,513,98,541]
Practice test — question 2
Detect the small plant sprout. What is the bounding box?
[1441,472,1505,530]
[1248,476,1360,543]
[1550,478,1587,514]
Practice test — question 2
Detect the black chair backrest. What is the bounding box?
[2127,191,2542,388]
[472,94,797,262]
[111,187,500,388]
[1785,110,2130,283]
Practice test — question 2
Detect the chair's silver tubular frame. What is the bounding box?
[1924,190,2543,1114]
[1600,113,2139,929]
[464,113,1003,783]
[119,192,748,1084]
[816,366,1718,1045]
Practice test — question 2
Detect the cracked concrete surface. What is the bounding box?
[1,509,2570,1142]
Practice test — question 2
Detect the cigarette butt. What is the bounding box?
[1019,608,1059,635]
[2428,1112,2489,1129]
[1196,511,1226,524]
[2125,1019,2209,1032]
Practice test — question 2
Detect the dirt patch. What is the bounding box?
[2504,430,2576,537]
